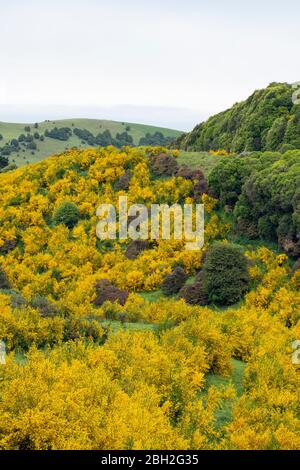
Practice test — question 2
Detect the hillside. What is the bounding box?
[0,146,299,449]
[0,118,182,168]
[178,82,300,153]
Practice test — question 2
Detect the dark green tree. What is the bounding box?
[201,242,249,305]
[0,156,9,168]
[27,141,37,150]
[53,202,80,229]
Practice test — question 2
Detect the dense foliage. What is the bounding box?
[53,202,80,229]
[0,156,9,169]
[94,279,129,307]
[162,266,188,296]
[179,83,300,152]
[0,146,299,450]
[139,131,175,146]
[45,127,73,141]
[178,279,207,306]
[201,242,249,305]
[0,267,11,289]
[209,150,300,256]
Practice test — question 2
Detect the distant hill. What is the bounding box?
[0,118,182,168]
[177,82,300,153]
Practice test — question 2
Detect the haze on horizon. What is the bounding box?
[1,0,299,131]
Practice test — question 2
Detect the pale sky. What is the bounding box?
[0,0,299,130]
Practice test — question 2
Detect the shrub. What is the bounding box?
[291,258,300,274]
[162,266,188,296]
[194,270,204,283]
[139,132,174,146]
[0,289,26,308]
[94,279,129,306]
[95,130,113,146]
[236,218,259,239]
[0,239,17,254]
[178,281,207,305]
[30,295,60,318]
[201,242,249,305]
[277,214,299,257]
[0,156,9,169]
[1,146,12,156]
[193,178,209,200]
[74,128,96,144]
[27,141,37,150]
[280,143,295,153]
[63,318,106,343]
[175,165,209,199]
[53,202,80,229]
[0,268,11,289]
[149,153,179,177]
[10,139,19,149]
[115,131,133,147]
[45,127,72,141]
[115,170,131,191]
[125,240,149,260]
[25,134,33,143]
[175,165,204,181]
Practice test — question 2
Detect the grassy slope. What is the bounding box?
[0,117,221,177]
[0,118,182,167]
[201,359,246,429]
[178,151,222,176]
[7,141,244,400]
[99,320,157,332]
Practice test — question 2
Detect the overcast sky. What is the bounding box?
[0,0,299,130]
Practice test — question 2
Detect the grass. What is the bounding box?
[99,319,157,332]
[200,358,246,429]
[178,150,222,176]
[14,352,28,365]
[139,290,165,303]
[0,118,183,167]
[204,359,245,396]
[139,275,198,303]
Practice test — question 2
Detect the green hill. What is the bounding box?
[178,82,300,153]
[0,118,182,168]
